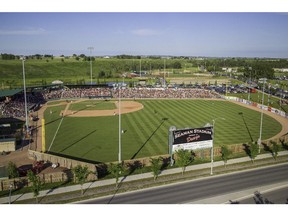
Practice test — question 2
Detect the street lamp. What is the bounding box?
[211,117,225,175]
[248,67,252,101]
[21,57,29,133]
[87,47,94,85]
[258,78,267,153]
[9,184,12,204]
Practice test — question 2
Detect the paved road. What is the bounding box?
[78,163,288,204]
[235,186,288,204]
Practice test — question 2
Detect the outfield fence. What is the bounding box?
[223,96,288,119]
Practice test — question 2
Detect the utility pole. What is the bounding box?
[87,47,94,85]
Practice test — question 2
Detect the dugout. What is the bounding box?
[0,118,24,137]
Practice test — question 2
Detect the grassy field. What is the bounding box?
[43,99,282,163]
[0,58,190,88]
[228,91,288,112]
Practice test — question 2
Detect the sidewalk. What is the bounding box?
[1,151,288,204]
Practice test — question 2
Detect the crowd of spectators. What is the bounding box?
[42,88,112,100]
[0,92,45,118]
[112,87,220,99]
[1,87,220,118]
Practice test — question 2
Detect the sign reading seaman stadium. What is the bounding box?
[172,127,213,152]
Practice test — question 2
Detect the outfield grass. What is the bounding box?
[44,99,282,163]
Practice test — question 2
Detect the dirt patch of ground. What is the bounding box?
[0,145,34,168]
[63,101,144,117]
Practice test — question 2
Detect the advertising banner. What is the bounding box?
[172,127,213,152]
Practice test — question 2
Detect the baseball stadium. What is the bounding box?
[1,84,287,166]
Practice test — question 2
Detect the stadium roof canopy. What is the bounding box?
[0,89,23,98]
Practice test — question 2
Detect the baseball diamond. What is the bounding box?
[36,87,285,163]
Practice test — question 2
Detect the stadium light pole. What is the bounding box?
[118,76,124,163]
[164,58,166,87]
[211,117,225,175]
[21,56,29,133]
[88,47,94,85]
[140,57,141,77]
[258,78,267,154]
[118,81,121,163]
[248,67,252,101]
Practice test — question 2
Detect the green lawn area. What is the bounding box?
[228,91,288,112]
[44,99,282,163]
[69,100,116,111]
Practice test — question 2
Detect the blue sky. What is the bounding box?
[1,12,288,58]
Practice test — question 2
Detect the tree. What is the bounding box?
[243,63,274,80]
[108,163,123,188]
[27,170,42,204]
[271,141,279,160]
[175,149,193,175]
[72,165,90,196]
[150,157,162,181]
[221,145,232,168]
[172,61,182,69]
[7,161,19,179]
[98,70,106,78]
[250,142,259,163]
[1,53,16,60]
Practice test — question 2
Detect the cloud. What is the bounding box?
[0,28,47,35]
[131,28,161,36]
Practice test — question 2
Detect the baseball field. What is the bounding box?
[43,99,282,163]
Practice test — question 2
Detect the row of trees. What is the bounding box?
[0,53,54,60]
[241,63,275,80]
[106,140,282,187]
[2,52,288,67]
[5,140,284,203]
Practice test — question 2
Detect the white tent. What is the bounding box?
[52,80,63,84]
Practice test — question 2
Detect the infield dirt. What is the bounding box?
[63,100,144,117]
